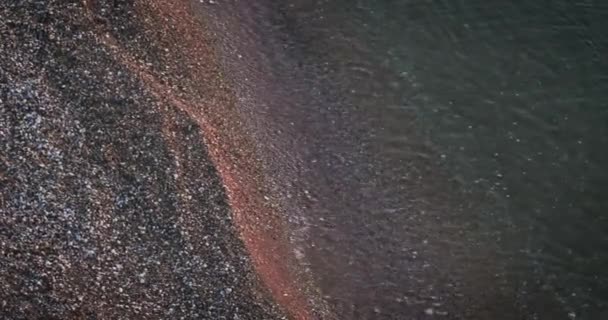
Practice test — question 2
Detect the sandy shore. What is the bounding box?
[1,1,316,319]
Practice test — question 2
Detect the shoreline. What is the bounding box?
[125,1,320,318]
[1,0,318,319]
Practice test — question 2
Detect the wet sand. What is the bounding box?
[1,1,316,319]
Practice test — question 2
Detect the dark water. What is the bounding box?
[203,1,608,319]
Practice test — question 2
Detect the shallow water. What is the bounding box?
[202,1,608,319]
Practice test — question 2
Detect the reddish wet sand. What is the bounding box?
[82,0,316,319]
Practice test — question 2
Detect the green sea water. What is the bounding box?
[203,1,608,318]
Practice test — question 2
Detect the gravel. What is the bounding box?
[0,1,285,319]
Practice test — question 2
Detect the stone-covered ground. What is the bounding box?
[0,1,286,319]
